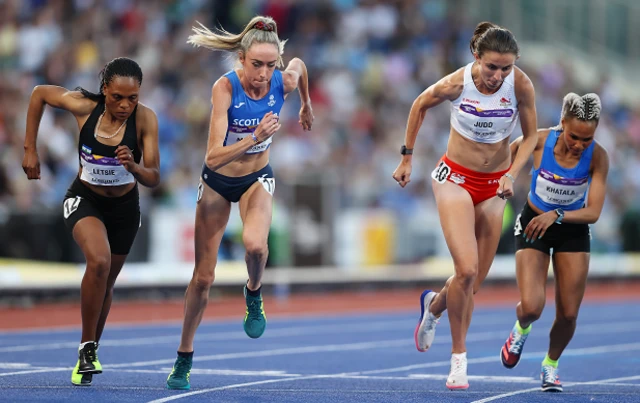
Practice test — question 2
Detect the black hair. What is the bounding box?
[75,57,143,101]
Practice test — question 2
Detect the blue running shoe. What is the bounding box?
[244,285,267,338]
[167,355,192,390]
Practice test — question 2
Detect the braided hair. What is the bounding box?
[75,57,143,101]
[561,93,602,123]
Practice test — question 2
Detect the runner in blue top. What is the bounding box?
[500,93,609,392]
[167,15,314,390]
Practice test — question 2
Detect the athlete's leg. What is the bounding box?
[238,181,273,291]
[178,182,231,353]
[431,180,478,354]
[72,217,112,344]
[238,181,273,339]
[548,252,590,360]
[515,249,550,328]
[95,254,127,343]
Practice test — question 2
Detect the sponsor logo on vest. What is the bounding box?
[474,121,493,128]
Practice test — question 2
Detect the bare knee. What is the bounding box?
[557,310,579,325]
[191,268,215,294]
[244,238,268,261]
[520,299,545,322]
[453,264,478,289]
[86,255,111,280]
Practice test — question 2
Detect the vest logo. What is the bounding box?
[234,102,245,109]
[474,121,493,128]
[267,94,276,107]
[449,173,466,184]
[463,98,480,105]
[81,145,92,154]
[500,97,512,107]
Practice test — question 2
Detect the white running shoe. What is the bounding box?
[446,353,469,390]
[414,290,440,352]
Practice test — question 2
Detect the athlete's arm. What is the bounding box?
[509,128,548,164]
[402,70,463,152]
[23,85,95,179]
[122,105,160,187]
[562,144,610,224]
[204,78,280,171]
[283,58,313,131]
[508,69,538,180]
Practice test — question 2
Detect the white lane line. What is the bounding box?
[1,316,635,354]
[470,375,640,402]
[146,342,640,402]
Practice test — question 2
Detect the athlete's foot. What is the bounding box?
[244,285,267,338]
[71,361,93,386]
[414,290,440,352]
[167,354,193,390]
[541,365,563,392]
[446,353,469,390]
[500,321,530,369]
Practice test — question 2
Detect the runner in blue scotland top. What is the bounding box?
[500,93,609,392]
[167,16,314,391]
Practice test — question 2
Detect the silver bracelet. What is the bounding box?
[251,133,259,143]
[503,173,515,182]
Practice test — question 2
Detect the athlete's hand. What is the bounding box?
[299,102,314,131]
[255,111,281,142]
[22,148,41,180]
[523,211,557,242]
[392,160,412,188]
[116,145,137,173]
[497,174,514,199]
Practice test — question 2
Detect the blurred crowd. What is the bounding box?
[1,0,638,252]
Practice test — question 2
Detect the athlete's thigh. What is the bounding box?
[432,179,477,269]
[552,252,590,317]
[473,195,507,289]
[239,181,273,244]
[72,216,111,262]
[194,181,232,270]
[516,248,551,306]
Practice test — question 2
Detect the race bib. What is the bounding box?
[63,196,81,219]
[431,160,451,184]
[535,169,588,206]
[258,175,275,196]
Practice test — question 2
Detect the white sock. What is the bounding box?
[79,341,94,351]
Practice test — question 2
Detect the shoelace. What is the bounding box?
[542,365,560,384]
[508,331,527,354]
[247,300,263,321]
[449,357,467,377]
[173,357,191,377]
[82,347,97,363]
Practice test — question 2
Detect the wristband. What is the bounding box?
[503,173,515,182]
[251,133,259,144]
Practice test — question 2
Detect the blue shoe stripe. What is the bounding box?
[419,289,433,321]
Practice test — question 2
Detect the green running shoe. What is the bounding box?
[167,355,192,390]
[71,360,93,386]
[243,285,267,338]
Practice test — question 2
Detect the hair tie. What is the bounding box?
[253,21,274,32]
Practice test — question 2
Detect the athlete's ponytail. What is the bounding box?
[187,16,287,68]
